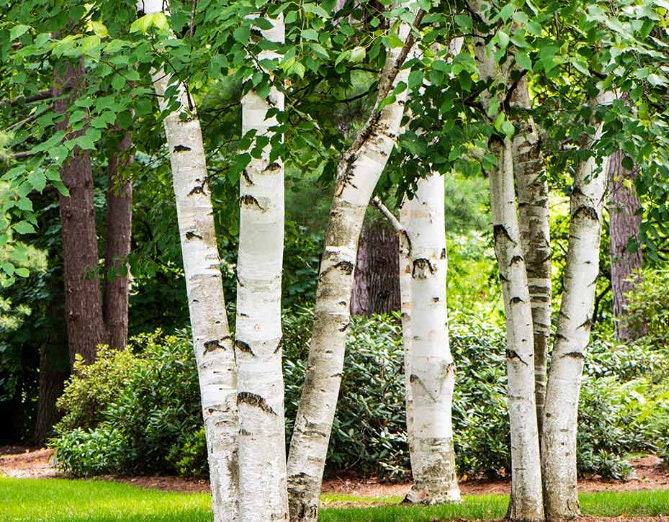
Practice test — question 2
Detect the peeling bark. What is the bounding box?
[401,173,460,505]
[510,77,551,438]
[138,1,238,520]
[286,21,414,522]
[542,94,612,521]
[236,16,288,522]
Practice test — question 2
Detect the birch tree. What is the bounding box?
[400,173,460,504]
[236,15,288,522]
[469,3,544,518]
[286,10,421,520]
[542,93,613,520]
[136,2,238,520]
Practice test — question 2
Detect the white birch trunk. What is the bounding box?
[542,94,613,521]
[286,31,413,522]
[510,77,551,437]
[468,7,544,516]
[137,2,238,520]
[490,138,544,522]
[236,16,288,522]
[401,173,460,504]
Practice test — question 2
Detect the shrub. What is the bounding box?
[52,330,204,477]
[52,312,665,482]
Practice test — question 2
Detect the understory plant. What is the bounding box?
[52,311,666,480]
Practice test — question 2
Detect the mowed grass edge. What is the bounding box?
[1,477,669,521]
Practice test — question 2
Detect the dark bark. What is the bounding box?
[55,60,108,364]
[33,342,69,443]
[351,221,401,315]
[608,150,644,341]
[103,131,133,350]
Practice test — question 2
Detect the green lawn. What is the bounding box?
[1,476,668,522]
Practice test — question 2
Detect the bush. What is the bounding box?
[53,312,665,482]
[52,330,205,477]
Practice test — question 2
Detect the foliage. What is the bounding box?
[623,269,669,347]
[52,312,665,481]
[52,330,205,477]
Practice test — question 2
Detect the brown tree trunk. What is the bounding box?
[608,150,644,341]
[351,221,401,316]
[33,341,69,443]
[103,131,133,350]
[55,60,108,364]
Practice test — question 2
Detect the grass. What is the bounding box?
[1,476,669,521]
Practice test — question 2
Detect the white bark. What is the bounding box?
[286,25,414,522]
[468,7,544,517]
[510,77,551,437]
[490,138,544,522]
[137,2,238,521]
[542,94,613,521]
[400,173,460,504]
[236,16,288,522]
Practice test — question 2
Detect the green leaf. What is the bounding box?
[13,221,36,235]
[14,267,30,278]
[130,13,169,34]
[28,171,47,192]
[408,69,423,89]
[2,262,14,276]
[349,46,366,63]
[10,24,30,41]
[303,3,330,18]
[88,21,108,38]
[515,52,532,71]
[301,29,319,41]
[386,32,404,48]
[233,25,250,44]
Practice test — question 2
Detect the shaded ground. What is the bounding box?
[1,447,668,519]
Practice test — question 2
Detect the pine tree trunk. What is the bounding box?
[351,222,401,316]
[103,130,133,350]
[490,138,544,522]
[138,2,239,520]
[286,31,413,522]
[542,96,611,520]
[34,282,69,444]
[608,151,644,341]
[401,173,460,504]
[510,77,551,437]
[236,17,288,522]
[55,59,108,365]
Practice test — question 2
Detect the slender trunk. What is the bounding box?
[510,77,551,438]
[351,222,401,316]
[236,16,288,522]
[401,173,460,504]
[542,96,611,520]
[103,130,133,350]
[286,28,414,522]
[137,2,239,520]
[608,151,644,341]
[469,8,543,517]
[55,59,108,365]
[490,138,544,521]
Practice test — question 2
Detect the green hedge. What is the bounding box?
[51,311,668,481]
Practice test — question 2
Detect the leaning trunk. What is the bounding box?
[286,28,414,521]
[236,16,288,522]
[138,1,239,520]
[55,59,108,365]
[103,130,133,350]
[510,77,551,437]
[401,173,460,504]
[542,97,611,520]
